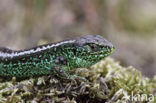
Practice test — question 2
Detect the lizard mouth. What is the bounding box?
[97,52,111,55]
[92,46,114,56]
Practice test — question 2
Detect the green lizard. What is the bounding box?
[0,35,114,79]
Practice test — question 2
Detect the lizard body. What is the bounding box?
[0,35,114,79]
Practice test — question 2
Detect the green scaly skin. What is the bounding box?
[0,35,114,79]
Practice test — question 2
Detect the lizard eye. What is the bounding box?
[90,44,97,50]
[83,44,97,52]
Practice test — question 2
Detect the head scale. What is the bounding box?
[72,35,114,67]
[75,35,114,48]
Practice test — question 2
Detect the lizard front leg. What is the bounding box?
[53,66,70,79]
[53,66,86,82]
[52,56,86,81]
[53,56,71,79]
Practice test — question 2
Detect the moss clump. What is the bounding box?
[0,58,155,103]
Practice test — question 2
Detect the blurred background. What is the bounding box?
[0,0,156,78]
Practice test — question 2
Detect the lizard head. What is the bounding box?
[74,35,114,66]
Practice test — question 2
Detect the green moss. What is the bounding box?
[0,58,155,103]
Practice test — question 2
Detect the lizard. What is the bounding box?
[0,35,114,79]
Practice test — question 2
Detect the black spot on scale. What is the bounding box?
[72,48,77,56]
